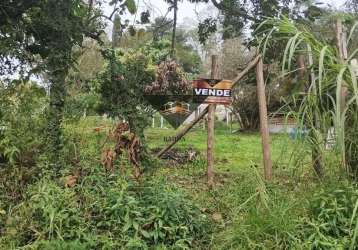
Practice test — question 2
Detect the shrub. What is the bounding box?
[0,81,47,209]
[2,179,87,247]
[0,81,46,167]
[80,174,210,249]
[0,172,210,249]
[298,183,358,249]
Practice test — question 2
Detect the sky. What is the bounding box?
[135,0,344,24]
[103,0,346,33]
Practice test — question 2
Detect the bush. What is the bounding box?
[0,81,46,167]
[0,81,47,210]
[298,183,358,249]
[2,179,87,247]
[80,174,210,249]
[0,172,210,249]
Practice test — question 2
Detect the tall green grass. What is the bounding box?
[257,16,358,177]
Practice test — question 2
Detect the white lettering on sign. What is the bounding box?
[193,88,231,97]
[208,89,216,96]
[194,88,202,95]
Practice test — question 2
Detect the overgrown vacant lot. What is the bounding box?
[1,115,357,249]
[144,123,341,249]
[2,1,358,249]
[25,116,350,249]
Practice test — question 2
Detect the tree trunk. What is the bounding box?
[171,0,177,57]
[307,44,323,177]
[47,69,67,170]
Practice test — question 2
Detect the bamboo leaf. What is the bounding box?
[348,65,358,107]
[347,22,358,47]
[318,46,328,97]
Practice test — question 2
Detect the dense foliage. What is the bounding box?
[98,49,155,138]
[1,0,358,249]
[258,16,358,177]
[1,174,210,249]
[301,184,358,249]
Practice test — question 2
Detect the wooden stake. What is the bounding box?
[156,55,261,158]
[207,55,219,187]
[256,57,272,181]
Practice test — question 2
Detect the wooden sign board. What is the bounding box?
[192,79,233,105]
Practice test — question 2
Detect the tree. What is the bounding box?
[163,0,209,56]
[98,50,155,138]
[114,18,203,75]
[147,17,173,41]
[198,0,325,42]
[346,0,358,13]
[0,0,135,170]
[221,0,245,39]
[65,37,107,119]
[112,14,123,47]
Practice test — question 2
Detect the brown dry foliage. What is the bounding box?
[101,122,141,178]
[145,60,191,95]
[101,148,116,172]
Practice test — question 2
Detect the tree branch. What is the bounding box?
[210,0,256,22]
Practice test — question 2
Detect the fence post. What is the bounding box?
[256,57,272,181]
[207,55,219,187]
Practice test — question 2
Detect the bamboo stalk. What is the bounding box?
[336,18,348,170]
[336,18,348,110]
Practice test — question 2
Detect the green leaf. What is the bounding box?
[141,230,151,238]
[124,0,137,14]
[123,219,132,232]
[133,221,139,231]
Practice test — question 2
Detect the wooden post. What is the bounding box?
[230,112,233,133]
[156,55,261,158]
[256,57,272,181]
[207,55,219,187]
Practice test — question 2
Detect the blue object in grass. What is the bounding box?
[289,127,308,140]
